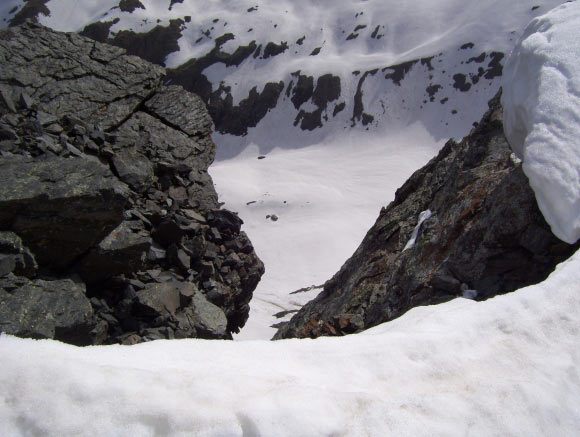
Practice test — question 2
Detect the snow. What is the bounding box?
[502,1,580,244]
[2,248,580,436]
[403,209,433,251]
[211,126,442,339]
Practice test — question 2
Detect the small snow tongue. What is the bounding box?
[502,1,580,244]
[402,209,432,251]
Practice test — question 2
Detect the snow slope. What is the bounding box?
[0,0,568,149]
[211,126,441,338]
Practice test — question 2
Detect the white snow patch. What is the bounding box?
[502,1,580,244]
[461,285,479,300]
[403,209,433,251]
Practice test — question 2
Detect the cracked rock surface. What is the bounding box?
[275,91,579,340]
[0,23,264,345]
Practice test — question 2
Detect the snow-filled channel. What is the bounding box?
[210,126,442,339]
[1,2,580,435]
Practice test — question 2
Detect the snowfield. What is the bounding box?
[1,1,580,435]
[211,126,442,339]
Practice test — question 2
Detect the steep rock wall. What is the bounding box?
[275,91,578,339]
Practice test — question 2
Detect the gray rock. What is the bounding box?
[144,85,213,138]
[0,22,265,344]
[0,85,17,114]
[0,23,164,129]
[135,282,182,317]
[208,209,243,234]
[134,280,227,339]
[0,231,37,277]
[111,150,155,192]
[275,91,579,340]
[190,289,228,339]
[0,276,94,345]
[0,156,128,270]
[76,221,152,284]
[148,242,167,262]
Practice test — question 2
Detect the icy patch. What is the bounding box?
[502,1,580,244]
[403,209,432,251]
[509,152,522,165]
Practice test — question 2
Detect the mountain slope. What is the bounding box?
[0,1,573,340]
[0,0,567,157]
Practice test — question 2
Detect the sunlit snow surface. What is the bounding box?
[502,1,580,244]
[212,126,442,339]
[0,0,567,148]
[2,249,580,436]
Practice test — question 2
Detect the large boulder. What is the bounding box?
[0,156,129,271]
[0,22,163,129]
[0,275,94,345]
[275,91,579,339]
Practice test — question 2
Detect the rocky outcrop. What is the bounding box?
[0,22,264,345]
[275,91,579,339]
[81,18,187,67]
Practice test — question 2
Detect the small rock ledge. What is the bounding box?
[0,23,264,345]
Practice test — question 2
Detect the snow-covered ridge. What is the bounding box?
[502,0,580,244]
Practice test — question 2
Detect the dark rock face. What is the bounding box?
[262,41,289,59]
[292,73,341,131]
[164,35,285,136]
[275,91,578,339]
[0,275,94,345]
[1,24,164,130]
[8,0,50,27]
[118,0,145,13]
[107,19,186,66]
[0,156,128,271]
[0,23,264,345]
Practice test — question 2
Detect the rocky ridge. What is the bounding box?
[275,91,579,339]
[0,22,264,345]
